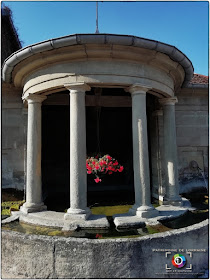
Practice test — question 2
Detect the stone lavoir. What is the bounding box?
[2,33,206,229]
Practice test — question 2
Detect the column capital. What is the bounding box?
[159,97,178,106]
[22,94,47,104]
[64,82,91,93]
[126,84,152,96]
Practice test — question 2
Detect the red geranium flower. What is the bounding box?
[118,166,124,172]
[95,233,103,238]
[94,177,102,183]
[99,161,105,166]
[86,154,123,183]
[87,165,92,171]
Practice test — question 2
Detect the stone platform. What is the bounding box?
[6,201,195,231]
[113,204,195,228]
[11,211,110,230]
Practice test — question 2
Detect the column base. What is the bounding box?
[63,214,110,231]
[20,202,47,214]
[129,205,159,218]
[162,196,183,207]
[163,197,192,207]
[64,207,91,220]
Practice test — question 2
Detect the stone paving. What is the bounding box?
[3,201,195,231]
[114,204,195,228]
[17,211,110,230]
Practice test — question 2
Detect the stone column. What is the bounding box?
[159,97,182,206]
[64,82,91,220]
[127,84,158,218]
[20,94,47,214]
[151,110,164,200]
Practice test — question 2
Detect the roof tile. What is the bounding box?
[190,74,209,84]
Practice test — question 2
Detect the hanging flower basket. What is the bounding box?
[86,154,124,183]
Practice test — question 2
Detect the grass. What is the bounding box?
[91,203,160,216]
[204,195,208,205]
[91,205,132,216]
[1,201,24,216]
[2,202,159,217]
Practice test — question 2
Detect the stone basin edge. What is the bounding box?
[2,218,208,244]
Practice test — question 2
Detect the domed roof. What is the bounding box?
[2,33,194,87]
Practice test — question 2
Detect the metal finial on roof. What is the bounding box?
[95,2,99,34]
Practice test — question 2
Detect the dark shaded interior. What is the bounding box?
[42,105,70,211]
[42,89,135,211]
[41,89,157,211]
[86,105,134,206]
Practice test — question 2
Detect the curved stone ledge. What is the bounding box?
[2,34,193,88]
[2,219,208,279]
[21,60,175,97]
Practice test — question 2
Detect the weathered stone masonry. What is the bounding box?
[2,34,208,222]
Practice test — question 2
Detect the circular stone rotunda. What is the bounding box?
[2,33,196,229]
[2,33,209,279]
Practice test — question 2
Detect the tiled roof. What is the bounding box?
[190,74,209,84]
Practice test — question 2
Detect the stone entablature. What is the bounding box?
[20,60,175,98]
[2,34,193,98]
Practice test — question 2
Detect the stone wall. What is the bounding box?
[150,87,208,200]
[2,84,26,190]
[176,88,208,194]
[1,219,208,278]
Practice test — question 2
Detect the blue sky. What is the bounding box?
[2,1,209,75]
